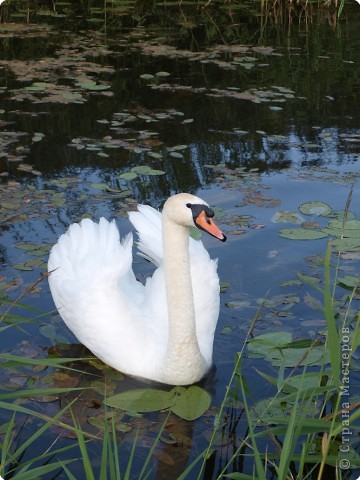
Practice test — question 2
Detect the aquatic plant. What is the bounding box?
[0,234,359,478]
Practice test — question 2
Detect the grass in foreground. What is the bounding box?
[0,241,359,479]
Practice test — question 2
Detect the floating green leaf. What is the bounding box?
[147,169,165,176]
[225,300,251,309]
[104,386,210,421]
[272,211,304,224]
[171,386,211,421]
[12,263,33,271]
[247,332,292,358]
[118,172,138,180]
[104,388,175,412]
[299,201,332,216]
[140,73,155,80]
[332,238,360,252]
[322,219,360,238]
[247,332,328,367]
[279,229,328,240]
[169,151,184,159]
[90,182,108,190]
[147,152,163,159]
[131,165,165,176]
[155,71,170,77]
[337,276,360,291]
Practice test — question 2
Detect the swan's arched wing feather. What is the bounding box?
[48,218,147,341]
[128,205,163,266]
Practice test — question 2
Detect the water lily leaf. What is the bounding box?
[331,238,360,252]
[299,201,332,216]
[131,165,153,174]
[248,332,327,367]
[220,281,230,292]
[118,172,138,180]
[270,347,328,367]
[337,276,360,291]
[272,211,304,224]
[171,386,211,421]
[40,325,57,339]
[15,242,40,251]
[133,147,143,154]
[155,71,170,77]
[332,210,356,221]
[147,169,165,176]
[104,388,176,412]
[251,397,295,420]
[181,118,194,124]
[225,300,251,309]
[247,332,292,358]
[279,229,328,240]
[131,166,165,176]
[322,219,360,238]
[13,263,33,271]
[170,144,188,151]
[147,152,163,159]
[90,182,108,190]
[140,73,155,80]
[137,114,153,121]
[24,82,54,92]
[169,151,184,159]
[62,92,85,103]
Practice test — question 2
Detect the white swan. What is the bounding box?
[48,193,226,385]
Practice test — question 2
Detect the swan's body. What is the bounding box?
[48,193,226,385]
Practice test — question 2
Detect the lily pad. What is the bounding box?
[272,211,304,224]
[140,73,155,80]
[118,172,138,180]
[299,201,332,216]
[337,276,360,291]
[331,238,360,252]
[247,332,328,367]
[104,388,175,412]
[279,229,328,240]
[322,219,360,239]
[76,81,110,91]
[104,386,210,421]
[131,165,165,176]
[171,386,211,421]
[155,71,170,77]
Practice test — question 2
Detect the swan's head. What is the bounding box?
[163,193,227,242]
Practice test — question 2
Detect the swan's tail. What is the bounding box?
[128,205,163,266]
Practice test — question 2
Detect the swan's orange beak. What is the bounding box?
[195,210,227,242]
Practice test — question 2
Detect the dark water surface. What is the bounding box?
[0,2,359,478]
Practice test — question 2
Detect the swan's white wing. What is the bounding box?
[48,218,161,378]
[128,205,163,266]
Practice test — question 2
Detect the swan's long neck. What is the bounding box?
[161,214,207,384]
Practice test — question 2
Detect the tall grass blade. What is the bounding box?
[72,413,96,480]
[13,460,74,480]
[239,375,266,478]
[323,242,340,387]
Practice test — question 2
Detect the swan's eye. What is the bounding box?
[186,203,192,208]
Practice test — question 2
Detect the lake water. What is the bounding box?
[0,1,359,478]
